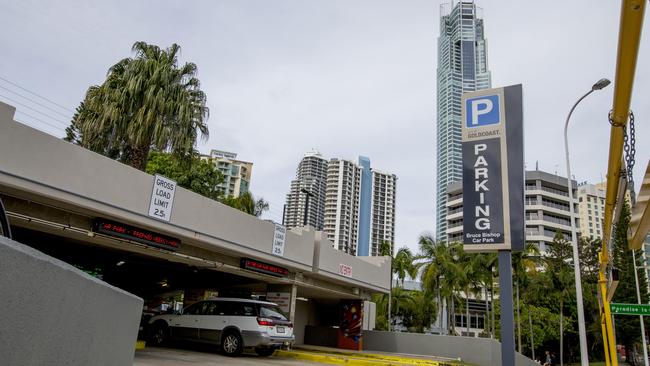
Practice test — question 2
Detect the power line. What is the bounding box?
[0,85,72,119]
[0,94,70,127]
[14,119,62,137]
[14,110,66,135]
[0,75,75,113]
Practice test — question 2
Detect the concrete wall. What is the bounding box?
[0,236,143,366]
[313,232,391,292]
[363,331,537,366]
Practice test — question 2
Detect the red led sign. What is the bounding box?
[92,219,180,251]
[240,258,289,277]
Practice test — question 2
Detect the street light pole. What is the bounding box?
[564,78,610,366]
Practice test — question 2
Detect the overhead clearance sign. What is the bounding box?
[461,85,525,252]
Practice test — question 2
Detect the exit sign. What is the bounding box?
[610,303,650,316]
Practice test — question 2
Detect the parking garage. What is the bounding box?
[0,103,389,348]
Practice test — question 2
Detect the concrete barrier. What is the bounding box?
[0,236,143,366]
[363,330,538,366]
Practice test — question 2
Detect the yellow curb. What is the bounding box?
[135,340,146,350]
[294,347,460,364]
[274,349,464,366]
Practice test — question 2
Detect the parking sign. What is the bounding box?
[461,85,524,252]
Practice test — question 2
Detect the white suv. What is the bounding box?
[147,298,294,356]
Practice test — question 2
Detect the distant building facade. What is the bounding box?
[203,149,253,198]
[576,183,606,239]
[369,169,397,256]
[283,150,329,230]
[283,152,396,256]
[324,158,362,255]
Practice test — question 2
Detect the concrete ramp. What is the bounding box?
[0,236,143,366]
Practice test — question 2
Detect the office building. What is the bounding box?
[446,169,579,254]
[203,149,253,198]
[283,150,328,230]
[435,1,492,241]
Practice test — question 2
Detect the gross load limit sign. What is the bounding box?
[148,174,177,222]
[461,85,524,252]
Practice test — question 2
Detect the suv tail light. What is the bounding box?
[288,322,293,328]
[257,317,275,326]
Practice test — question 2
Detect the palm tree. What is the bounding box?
[418,235,449,334]
[417,236,465,335]
[67,42,209,171]
[393,247,417,287]
[220,191,269,217]
[512,242,541,351]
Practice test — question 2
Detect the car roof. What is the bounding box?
[202,297,278,306]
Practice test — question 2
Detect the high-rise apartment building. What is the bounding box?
[284,153,396,256]
[202,149,253,198]
[324,159,362,255]
[283,150,328,230]
[446,170,579,254]
[369,170,397,256]
[576,183,606,239]
[435,1,491,241]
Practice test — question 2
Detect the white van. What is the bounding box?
[147,297,294,356]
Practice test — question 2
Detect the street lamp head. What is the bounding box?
[592,78,611,91]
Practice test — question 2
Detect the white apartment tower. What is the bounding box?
[283,151,328,230]
[323,159,362,255]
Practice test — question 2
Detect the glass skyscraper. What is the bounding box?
[435,1,491,240]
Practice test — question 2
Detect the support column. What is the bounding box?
[289,284,298,322]
[499,251,516,366]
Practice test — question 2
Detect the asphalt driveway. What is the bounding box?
[133,346,320,366]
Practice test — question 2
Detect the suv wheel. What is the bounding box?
[149,321,168,346]
[221,331,243,356]
[255,347,276,357]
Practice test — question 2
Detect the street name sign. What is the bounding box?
[461,84,525,252]
[148,174,177,222]
[610,303,650,316]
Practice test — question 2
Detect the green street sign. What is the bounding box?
[610,303,650,316]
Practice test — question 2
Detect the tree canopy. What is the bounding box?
[65,41,209,171]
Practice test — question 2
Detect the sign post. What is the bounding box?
[461,84,524,366]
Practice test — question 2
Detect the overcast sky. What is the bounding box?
[1,0,648,255]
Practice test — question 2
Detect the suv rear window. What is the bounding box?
[258,304,288,321]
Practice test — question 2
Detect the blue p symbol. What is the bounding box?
[466,95,500,127]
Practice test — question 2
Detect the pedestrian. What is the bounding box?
[550,351,557,366]
[544,351,551,366]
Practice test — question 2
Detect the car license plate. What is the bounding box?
[276,326,285,333]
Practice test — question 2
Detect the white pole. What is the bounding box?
[632,250,648,366]
[564,89,593,366]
